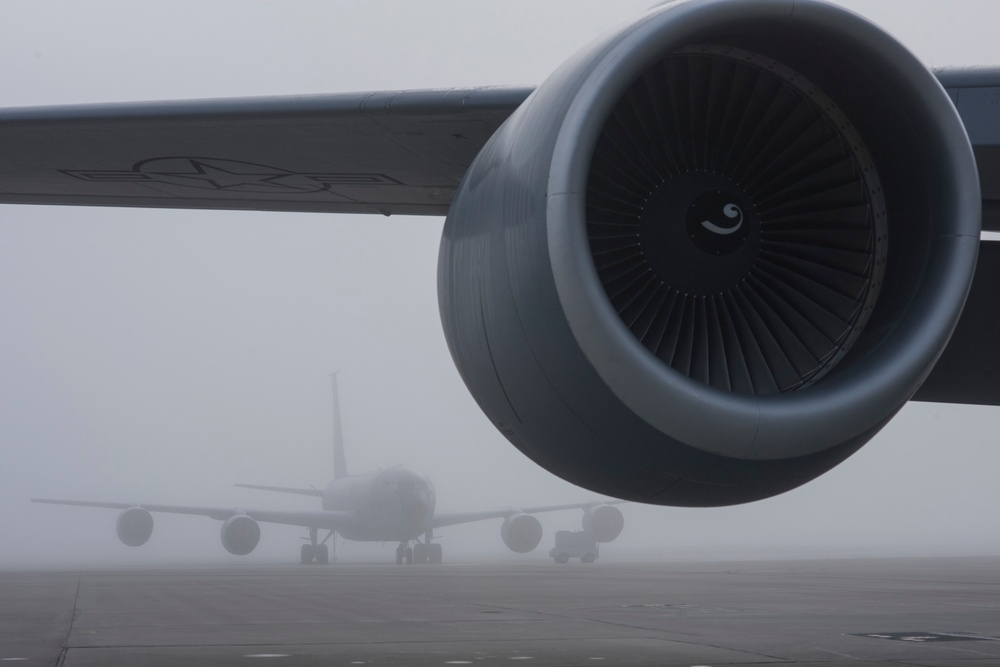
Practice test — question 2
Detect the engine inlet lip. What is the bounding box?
[546,0,980,460]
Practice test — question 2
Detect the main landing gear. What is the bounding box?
[300,527,335,564]
[301,543,329,564]
[396,530,443,565]
[412,541,443,564]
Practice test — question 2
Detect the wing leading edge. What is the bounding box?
[914,69,1000,406]
[30,497,357,532]
[233,483,324,498]
[431,500,625,530]
[5,73,1000,408]
[0,73,997,222]
[0,87,532,217]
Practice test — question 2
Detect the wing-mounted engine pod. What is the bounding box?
[220,514,260,556]
[500,513,543,553]
[438,0,980,506]
[116,507,153,547]
[588,43,888,394]
[582,505,625,543]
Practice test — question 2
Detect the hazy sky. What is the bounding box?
[2,1,999,568]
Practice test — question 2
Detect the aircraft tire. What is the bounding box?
[554,553,569,564]
[316,544,329,565]
[405,547,413,565]
[413,543,427,564]
[301,544,315,564]
[395,547,404,565]
[582,553,596,564]
[429,544,443,564]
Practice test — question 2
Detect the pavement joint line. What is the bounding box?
[62,634,747,650]
[922,643,1000,658]
[20,560,1000,665]
[935,632,1000,641]
[54,576,82,667]
[398,601,783,663]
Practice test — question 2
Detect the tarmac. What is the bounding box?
[3,557,1000,666]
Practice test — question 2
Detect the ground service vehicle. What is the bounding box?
[550,531,599,564]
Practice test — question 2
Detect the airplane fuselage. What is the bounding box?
[323,466,436,542]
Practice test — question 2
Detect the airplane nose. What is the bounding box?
[401,490,430,523]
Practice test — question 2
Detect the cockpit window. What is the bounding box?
[384,473,428,493]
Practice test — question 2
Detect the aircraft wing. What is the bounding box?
[904,68,1000,405]
[431,500,623,530]
[8,32,1000,511]
[1,74,999,409]
[0,87,531,217]
[233,484,324,498]
[0,72,993,219]
[31,498,357,532]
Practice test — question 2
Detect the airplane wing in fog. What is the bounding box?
[30,498,357,532]
[432,501,625,529]
[0,88,531,216]
[233,484,325,498]
[11,1,1000,510]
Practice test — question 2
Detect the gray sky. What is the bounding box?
[2,1,999,568]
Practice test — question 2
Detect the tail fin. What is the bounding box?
[332,372,347,480]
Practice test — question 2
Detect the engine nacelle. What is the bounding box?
[220,514,260,556]
[500,513,543,553]
[583,505,625,543]
[439,0,980,506]
[116,507,153,547]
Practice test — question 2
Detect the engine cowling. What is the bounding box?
[438,0,980,506]
[220,514,260,555]
[583,505,625,543]
[116,507,153,547]
[500,513,543,553]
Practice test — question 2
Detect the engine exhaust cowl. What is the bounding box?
[116,507,153,547]
[438,0,980,506]
[500,513,543,553]
[220,514,260,556]
[583,505,625,543]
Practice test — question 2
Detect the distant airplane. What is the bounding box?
[5,0,1000,507]
[32,375,625,565]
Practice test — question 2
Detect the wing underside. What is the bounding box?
[0,87,532,216]
[911,70,1000,405]
[233,484,324,498]
[3,75,1000,406]
[31,497,356,532]
[432,501,624,530]
[0,74,995,221]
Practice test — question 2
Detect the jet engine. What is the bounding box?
[500,513,543,553]
[583,505,625,543]
[116,507,153,547]
[438,0,980,506]
[220,514,260,555]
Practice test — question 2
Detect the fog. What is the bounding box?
[2,1,999,570]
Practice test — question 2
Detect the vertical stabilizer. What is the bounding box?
[331,372,347,480]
